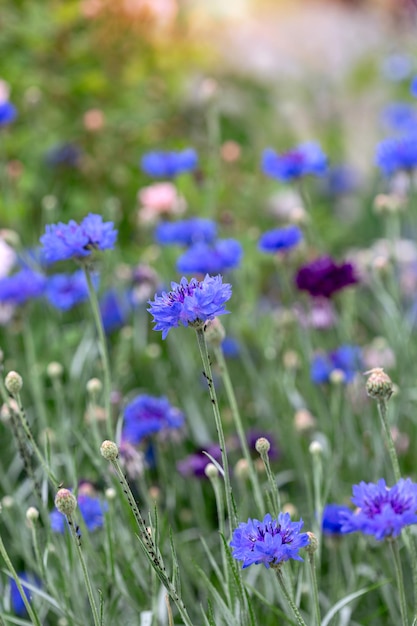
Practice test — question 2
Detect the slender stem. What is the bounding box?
[307,551,321,626]
[257,447,281,518]
[22,322,48,432]
[390,538,409,626]
[274,567,308,626]
[377,399,401,482]
[195,328,237,531]
[213,345,265,516]
[83,265,113,438]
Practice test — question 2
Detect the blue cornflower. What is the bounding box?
[262,142,327,182]
[122,394,184,445]
[258,225,302,253]
[230,512,309,569]
[148,274,232,339]
[310,345,362,384]
[381,102,417,132]
[140,148,198,178]
[412,76,417,98]
[10,573,39,616]
[45,143,81,167]
[0,269,46,305]
[176,239,243,274]
[46,270,96,311]
[375,134,417,176]
[100,289,131,333]
[0,101,17,126]
[322,165,361,196]
[155,218,217,246]
[40,213,117,263]
[222,336,240,358]
[340,478,417,540]
[322,504,352,535]
[50,493,107,533]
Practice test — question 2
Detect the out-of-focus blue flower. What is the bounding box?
[50,493,107,533]
[222,336,240,358]
[376,134,417,176]
[45,143,81,167]
[411,76,417,98]
[322,504,352,535]
[177,444,222,478]
[10,573,40,616]
[148,275,232,339]
[258,225,302,253]
[295,256,358,298]
[340,478,417,540]
[262,142,327,182]
[40,213,117,263]
[381,53,413,82]
[46,270,97,311]
[381,102,417,132]
[311,345,362,384]
[100,289,131,333]
[230,512,309,569]
[0,269,46,305]
[140,148,198,178]
[176,239,242,274]
[122,394,184,445]
[155,218,217,246]
[321,165,361,196]
[0,101,17,126]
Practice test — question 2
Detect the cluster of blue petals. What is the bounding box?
[258,225,302,253]
[0,101,17,126]
[122,394,184,445]
[340,478,417,540]
[375,133,417,176]
[40,213,117,263]
[100,289,132,333]
[322,504,352,535]
[148,274,232,339]
[0,269,46,305]
[381,102,417,133]
[141,148,198,178]
[9,573,39,616]
[262,142,327,182]
[230,512,309,569]
[50,493,107,533]
[311,345,362,384]
[177,239,242,274]
[155,218,217,246]
[46,270,97,311]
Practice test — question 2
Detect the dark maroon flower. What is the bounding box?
[295,256,358,299]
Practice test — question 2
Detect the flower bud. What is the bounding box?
[309,440,323,456]
[26,506,39,523]
[234,458,250,480]
[305,532,319,554]
[100,440,119,461]
[204,462,219,479]
[5,371,23,395]
[204,318,226,347]
[365,367,393,401]
[105,487,116,500]
[255,437,271,455]
[47,362,63,379]
[54,489,77,517]
[86,378,102,395]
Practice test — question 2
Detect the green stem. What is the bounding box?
[257,447,281,518]
[307,551,321,626]
[274,567,308,626]
[390,538,409,626]
[22,322,48,432]
[377,399,401,482]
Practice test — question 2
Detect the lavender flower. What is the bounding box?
[262,142,327,182]
[340,478,417,540]
[40,213,117,263]
[230,512,309,569]
[177,444,222,478]
[295,256,358,299]
[376,134,417,176]
[258,225,302,253]
[177,239,243,274]
[122,394,184,445]
[46,270,96,311]
[50,493,107,532]
[148,275,232,339]
[140,148,198,178]
[322,504,352,535]
[155,218,217,246]
[310,345,362,384]
[0,101,17,126]
[0,269,46,305]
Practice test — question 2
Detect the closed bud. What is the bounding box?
[204,463,219,479]
[309,440,323,456]
[305,532,319,554]
[255,437,271,455]
[5,371,23,395]
[100,440,119,461]
[47,362,63,379]
[54,489,77,517]
[234,458,250,480]
[86,378,102,395]
[365,367,393,401]
[204,318,226,347]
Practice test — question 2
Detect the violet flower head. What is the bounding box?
[322,504,352,535]
[411,76,417,98]
[375,134,417,177]
[100,289,131,334]
[340,478,417,540]
[46,270,96,311]
[50,493,107,533]
[262,142,327,182]
[148,274,232,339]
[177,444,222,478]
[122,394,184,445]
[0,101,17,126]
[258,225,302,253]
[177,239,243,274]
[0,269,46,305]
[295,256,358,299]
[311,345,362,384]
[10,573,39,616]
[230,512,309,569]
[140,148,198,178]
[155,218,217,246]
[40,213,117,263]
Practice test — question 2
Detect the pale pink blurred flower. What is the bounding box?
[0,79,10,104]
[7,160,23,181]
[123,0,177,24]
[137,182,186,225]
[391,427,410,455]
[80,0,104,18]
[362,338,396,371]
[0,238,16,279]
[293,298,336,330]
[0,304,14,326]
[221,140,241,163]
[83,108,105,132]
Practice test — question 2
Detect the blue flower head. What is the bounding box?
[40,213,117,263]
[100,289,131,333]
[322,165,361,196]
[46,270,97,311]
[262,142,327,182]
[340,478,417,540]
[230,512,310,569]
[0,101,17,126]
[0,269,46,305]
[50,492,107,533]
[311,345,362,384]
[148,274,232,339]
[141,148,198,178]
[122,394,184,445]
[322,504,352,535]
[155,218,217,246]
[177,239,243,274]
[10,573,39,616]
[376,134,417,176]
[381,102,417,132]
[258,225,302,253]
[412,76,417,98]
[45,143,81,167]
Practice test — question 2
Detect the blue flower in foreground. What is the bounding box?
[0,101,17,126]
[10,573,39,616]
[262,142,327,182]
[155,218,217,246]
[148,275,232,339]
[0,269,46,305]
[311,345,362,384]
[40,213,117,263]
[46,270,96,311]
[141,148,198,178]
[376,134,417,176]
[122,394,184,445]
[258,225,302,253]
[230,512,309,569]
[340,478,417,540]
[177,239,243,274]
[322,504,352,535]
[50,493,107,533]
[412,76,417,98]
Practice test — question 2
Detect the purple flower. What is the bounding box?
[141,148,198,178]
[122,394,184,445]
[148,274,232,339]
[295,256,358,299]
[340,478,417,540]
[262,142,327,182]
[10,573,39,616]
[155,218,217,246]
[100,289,131,333]
[230,512,309,569]
[311,345,362,384]
[40,213,117,263]
[376,134,417,176]
[46,270,96,311]
[322,504,352,535]
[0,269,46,305]
[177,444,222,478]
[258,225,302,253]
[0,101,17,126]
[177,239,243,274]
[50,493,107,532]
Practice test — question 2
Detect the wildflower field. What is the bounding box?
[3,1,417,624]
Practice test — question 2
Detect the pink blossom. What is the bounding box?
[137,182,185,224]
